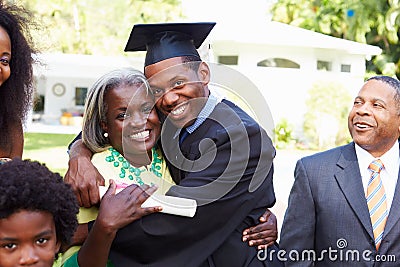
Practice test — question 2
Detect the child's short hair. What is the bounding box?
[0,159,79,248]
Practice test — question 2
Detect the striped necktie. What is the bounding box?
[366,159,388,250]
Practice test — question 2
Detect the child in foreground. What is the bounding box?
[0,159,78,267]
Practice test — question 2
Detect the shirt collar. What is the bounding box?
[355,141,400,176]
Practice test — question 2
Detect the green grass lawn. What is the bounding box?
[23,132,76,177]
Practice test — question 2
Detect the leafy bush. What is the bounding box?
[274,118,296,149]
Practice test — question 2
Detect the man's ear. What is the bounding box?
[197,62,210,85]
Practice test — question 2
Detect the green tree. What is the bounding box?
[271,0,400,78]
[11,0,182,55]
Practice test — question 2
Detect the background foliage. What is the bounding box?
[9,0,182,55]
[274,118,296,149]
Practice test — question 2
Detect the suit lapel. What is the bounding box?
[334,143,374,239]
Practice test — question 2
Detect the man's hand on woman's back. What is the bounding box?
[64,139,104,207]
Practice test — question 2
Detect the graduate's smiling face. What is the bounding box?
[145,57,210,129]
[0,210,60,267]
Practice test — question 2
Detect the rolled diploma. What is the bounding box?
[99,186,197,217]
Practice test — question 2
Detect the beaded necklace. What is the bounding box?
[105,147,162,185]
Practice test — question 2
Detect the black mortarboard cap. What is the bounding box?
[124,22,216,66]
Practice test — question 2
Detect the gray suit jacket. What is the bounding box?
[280,142,400,266]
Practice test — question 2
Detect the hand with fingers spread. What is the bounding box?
[242,208,278,250]
[97,180,162,233]
[75,179,161,267]
[64,139,104,208]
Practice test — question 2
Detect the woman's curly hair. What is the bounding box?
[0,1,38,150]
[0,159,79,253]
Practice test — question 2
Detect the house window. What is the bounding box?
[75,87,88,106]
[317,60,332,71]
[341,64,351,73]
[218,55,238,65]
[257,58,300,68]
